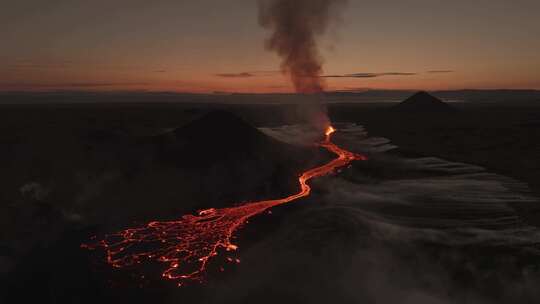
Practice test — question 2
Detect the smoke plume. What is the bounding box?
[258,0,347,94]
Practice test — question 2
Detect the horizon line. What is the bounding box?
[2,88,540,95]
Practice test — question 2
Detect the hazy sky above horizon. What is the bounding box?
[1,0,539,93]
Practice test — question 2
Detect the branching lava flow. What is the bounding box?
[82,126,367,286]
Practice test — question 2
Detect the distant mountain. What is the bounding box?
[114,110,329,217]
[392,91,456,112]
[157,110,318,167]
[432,89,540,103]
[325,89,540,103]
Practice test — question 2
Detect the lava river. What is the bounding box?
[82,126,367,286]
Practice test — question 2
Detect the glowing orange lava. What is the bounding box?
[82,126,367,286]
[325,125,336,136]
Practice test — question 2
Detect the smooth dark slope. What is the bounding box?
[393,91,456,113]
[158,110,312,167]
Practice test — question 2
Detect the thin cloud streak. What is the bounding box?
[323,72,417,78]
[427,70,454,73]
[215,72,255,78]
[215,71,280,78]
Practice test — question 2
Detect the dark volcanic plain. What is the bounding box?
[1,91,540,303]
[329,99,540,225]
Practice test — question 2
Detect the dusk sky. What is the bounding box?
[2,0,539,93]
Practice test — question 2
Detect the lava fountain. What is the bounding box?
[82,126,366,286]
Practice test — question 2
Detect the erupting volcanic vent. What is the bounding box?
[83,0,355,287]
[82,127,366,286]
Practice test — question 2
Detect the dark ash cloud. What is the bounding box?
[324,72,417,78]
[258,0,347,93]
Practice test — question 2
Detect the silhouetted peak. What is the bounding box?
[161,110,296,166]
[393,91,455,112]
[174,110,264,145]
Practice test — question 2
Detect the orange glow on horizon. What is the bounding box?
[2,72,540,93]
[2,67,539,93]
